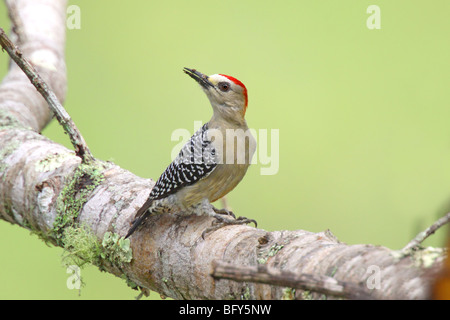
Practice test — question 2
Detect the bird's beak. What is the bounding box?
[183,67,214,89]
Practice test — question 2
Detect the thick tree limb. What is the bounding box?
[1,0,67,132]
[0,0,446,300]
[0,27,93,163]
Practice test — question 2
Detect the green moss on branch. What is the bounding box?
[52,161,107,244]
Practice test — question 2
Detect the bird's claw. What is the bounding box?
[202,213,257,239]
[236,216,258,228]
[212,207,236,219]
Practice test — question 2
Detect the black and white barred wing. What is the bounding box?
[149,123,217,201]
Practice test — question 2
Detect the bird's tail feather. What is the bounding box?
[125,198,154,238]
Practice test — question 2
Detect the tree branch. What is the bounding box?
[0,0,446,300]
[211,260,372,299]
[402,212,450,254]
[0,28,94,163]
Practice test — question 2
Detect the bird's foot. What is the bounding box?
[202,211,257,239]
[212,206,236,219]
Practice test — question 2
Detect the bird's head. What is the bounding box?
[183,68,248,123]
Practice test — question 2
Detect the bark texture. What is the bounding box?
[0,0,446,300]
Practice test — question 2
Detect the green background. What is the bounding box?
[1,1,450,299]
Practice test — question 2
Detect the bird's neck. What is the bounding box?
[209,109,247,129]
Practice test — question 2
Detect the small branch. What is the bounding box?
[211,260,373,300]
[0,27,94,163]
[402,212,450,254]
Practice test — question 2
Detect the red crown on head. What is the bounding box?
[219,74,248,109]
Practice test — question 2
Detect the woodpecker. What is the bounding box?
[125,68,256,238]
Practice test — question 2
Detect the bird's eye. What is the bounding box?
[218,82,230,92]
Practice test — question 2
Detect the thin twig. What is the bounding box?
[402,212,450,254]
[211,260,373,300]
[0,27,94,163]
[220,195,231,211]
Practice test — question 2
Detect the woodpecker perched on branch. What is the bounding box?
[126,68,256,239]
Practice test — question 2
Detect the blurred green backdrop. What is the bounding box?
[1,0,450,299]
